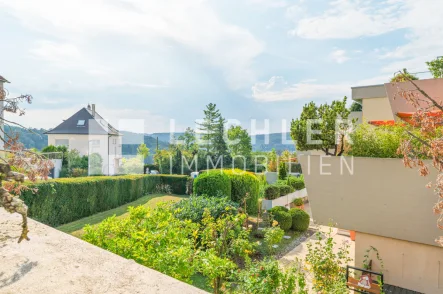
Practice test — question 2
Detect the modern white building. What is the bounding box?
[45,104,122,175]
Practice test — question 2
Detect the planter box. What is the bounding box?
[262,188,307,211]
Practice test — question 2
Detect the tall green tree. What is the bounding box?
[211,117,230,165]
[137,143,150,161]
[197,103,222,152]
[227,126,252,158]
[178,127,198,154]
[426,56,443,79]
[290,97,353,156]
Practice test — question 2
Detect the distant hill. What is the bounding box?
[148,132,295,152]
[252,133,295,152]
[5,126,48,150]
[6,127,295,153]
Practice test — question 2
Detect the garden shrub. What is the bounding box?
[292,198,304,207]
[276,184,294,196]
[173,195,238,223]
[234,258,307,293]
[287,175,305,190]
[193,170,231,198]
[223,169,260,214]
[160,175,188,195]
[269,206,288,213]
[269,207,292,231]
[83,205,198,282]
[264,185,280,200]
[278,161,287,180]
[289,208,310,232]
[346,123,428,158]
[20,174,188,226]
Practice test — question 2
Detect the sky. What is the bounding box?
[0,0,441,134]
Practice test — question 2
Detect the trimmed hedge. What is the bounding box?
[289,208,310,232]
[20,174,188,227]
[223,169,260,214]
[276,184,294,196]
[193,169,260,214]
[193,170,231,198]
[287,175,305,191]
[264,185,280,200]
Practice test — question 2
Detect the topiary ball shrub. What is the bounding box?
[264,185,280,200]
[193,170,231,198]
[276,184,294,196]
[269,206,289,214]
[289,208,310,232]
[287,175,305,190]
[271,210,292,231]
[224,169,260,214]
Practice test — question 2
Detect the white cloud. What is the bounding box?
[288,0,443,75]
[0,0,264,89]
[288,0,403,39]
[330,49,349,64]
[251,76,348,102]
[248,0,288,8]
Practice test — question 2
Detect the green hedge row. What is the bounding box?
[193,169,260,214]
[20,174,188,227]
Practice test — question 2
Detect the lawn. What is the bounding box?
[57,194,188,238]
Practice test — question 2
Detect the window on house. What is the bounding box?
[77,120,86,126]
[55,139,69,148]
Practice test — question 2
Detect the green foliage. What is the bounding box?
[289,208,310,232]
[290,96,353,156]
[347,123,408,158]
[198,209,254,292]
[83,205,199,282]
[426,56,443,79]
[227,125,252,160]
[197,103,229,159]
[268,149,278,172]
[269,206,289,213]
[390,68,419,82]
[276,184,294,196]
[20,174,188,226]
[305,228,352,292]
[178,127,199,154]
[121,157,144,174]
[350,101,362,112]
[223,169,260,214]
[5,126,48,150]
[292,198,303,207]
[173,195,238,224]
[264,185,280,200]
[264,227,284,253]
[88,152,103,175]
[137,143,150,159]
[234,259,307,294]
[269,209,292,231]
[278,161,287,180]
[193,170,232,198]
[287,175,305,190]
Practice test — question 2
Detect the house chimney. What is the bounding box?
[92,104,96,117]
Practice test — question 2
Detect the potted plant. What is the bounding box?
[292,198,304,210]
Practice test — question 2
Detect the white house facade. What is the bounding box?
[45,104,122,175]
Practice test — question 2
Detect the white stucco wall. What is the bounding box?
[47,134,122,175]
